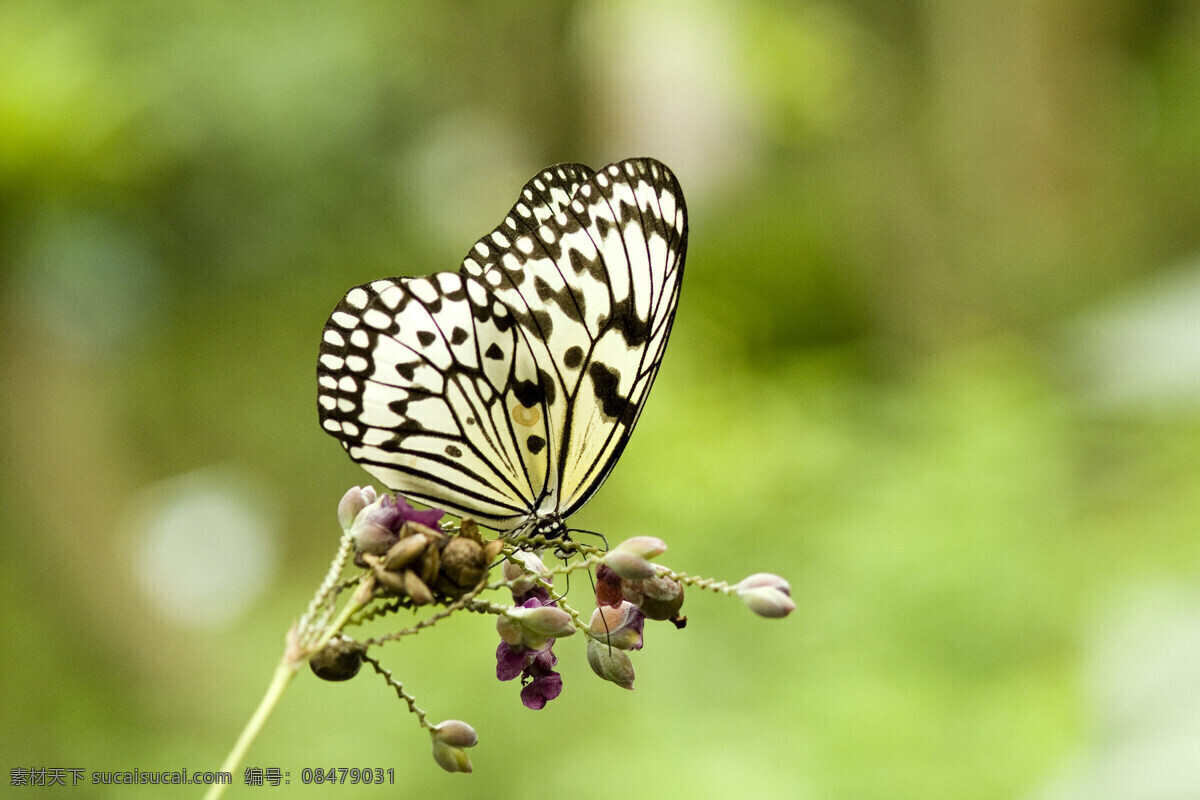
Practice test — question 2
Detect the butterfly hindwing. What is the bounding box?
[319,157,687,535]
[460,158,687,520]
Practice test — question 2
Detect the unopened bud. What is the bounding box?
[350,519,398,555]
[506,605,575,639]
[615,536,667,559]
[503,551,550,596]
[623,571,685,621]
[586,638,636,689]
[418,541,440,586]
[338,486,377,530]
[602,549,656,580]
[501,604,574,648]
[496,614,523,646]
[735,573,794,619]
[431,720,478,748]
[587,602,644,650]
[348,497,402,554]
[431,740,472,773]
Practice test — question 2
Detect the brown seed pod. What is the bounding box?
[372,566,407,595]
[483,538,504,563]
[419,541,441,586]
[441,537,487,588]
[384,534,428,571]
[459,518,481,543]
[404,570,434,605]
[309,636,366,682]
[408,521,446,543]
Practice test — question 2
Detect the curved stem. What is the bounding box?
[202,580,371,799]
[202,658,297,800]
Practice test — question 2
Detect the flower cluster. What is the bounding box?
[297,488,793,774]
[495,554,574,709]
[343,490,501,604]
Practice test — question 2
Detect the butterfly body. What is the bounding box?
[318,158,686,539]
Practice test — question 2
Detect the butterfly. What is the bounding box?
[317,157,687,542]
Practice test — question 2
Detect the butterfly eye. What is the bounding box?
[511,404,540,427]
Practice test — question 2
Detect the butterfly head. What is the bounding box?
[533,515,568,542]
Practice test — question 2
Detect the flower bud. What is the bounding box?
[735,573,794,618]
[506,605,575,639]
[622,572,685,621]
[431,740,473,773]
[372,566,406,595]
[503,551,550,596]
[501,604,574,649]
[602,549,657,580]
[588,602,644,650]
[338,486,377,530]
[737,573,792,592]
[350,518,399,554]
[614,536,667,559]
[586,638,635,689]
[496,614,524,647]
[348,496,406,554]
[431,720,478,748]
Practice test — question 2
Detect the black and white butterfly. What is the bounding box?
[317,157,687,542]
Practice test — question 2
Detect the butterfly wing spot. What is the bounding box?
[512,404,541,427]
[363,308,393,330]
[587,361,630,422]
[527,435,546,455]
[446,444,463,457]
[330,311,359,329]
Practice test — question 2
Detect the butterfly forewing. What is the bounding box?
[319,157,687,535]
[318,273,551,529]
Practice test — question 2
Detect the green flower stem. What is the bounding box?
[201,657,295,800]
[202,577,371,799]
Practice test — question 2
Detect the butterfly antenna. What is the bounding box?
[567,527,609,552]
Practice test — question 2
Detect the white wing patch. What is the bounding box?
[318,158,687,535]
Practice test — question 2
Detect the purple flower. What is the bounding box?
[519,649,562,710]
[495,594,565,709]
[348,493,445,555]
[381,494,445,530]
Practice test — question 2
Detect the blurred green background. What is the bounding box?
[4,1,1200,798]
